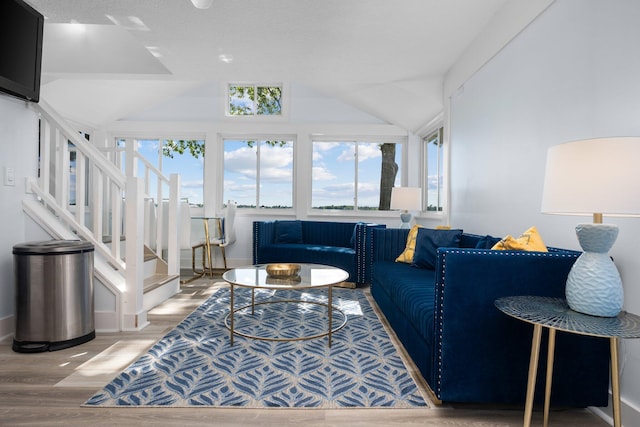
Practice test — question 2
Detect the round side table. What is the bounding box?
[495,295,640,427]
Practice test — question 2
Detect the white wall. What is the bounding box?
[447,0,640,424]
[0,96,40,338]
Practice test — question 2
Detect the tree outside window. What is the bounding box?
[312,140,402,210]
[228,84,282,116]
[223,138,294,208]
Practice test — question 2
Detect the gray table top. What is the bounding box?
[495,295,640,339]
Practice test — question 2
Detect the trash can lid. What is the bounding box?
[13,240,95,255]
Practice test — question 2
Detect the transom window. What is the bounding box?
[311,139,403,211]
[227,84,282,116]
[423,128,444,212]
[223,138,294,208]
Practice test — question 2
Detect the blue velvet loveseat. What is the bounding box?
[370,227,610,406]
[253,220,384,286]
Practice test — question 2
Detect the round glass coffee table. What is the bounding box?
[222,263,349,347]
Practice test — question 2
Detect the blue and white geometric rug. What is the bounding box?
[84,287,428,408]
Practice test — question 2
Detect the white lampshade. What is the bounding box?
[541,137,640,217]
[390,187,422,211]
[190,0,213,9]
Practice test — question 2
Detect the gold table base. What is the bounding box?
[225,286,346,347]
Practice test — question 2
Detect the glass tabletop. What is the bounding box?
[495,295,640,339]
[222,263,349,290]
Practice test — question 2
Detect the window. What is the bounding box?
[223,138,294,208]
[119,138,205,205]
[228,84,282,116]
[424,128,444,212]
[312,139,403,211]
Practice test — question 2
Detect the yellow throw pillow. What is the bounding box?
[395,225,424,263]
[491,226,548,252]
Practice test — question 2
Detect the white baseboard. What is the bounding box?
[590,392,640,427]
[95,310,119,333]
[122,311,149,332]
[0,315,13,342]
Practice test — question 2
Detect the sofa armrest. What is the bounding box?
[252,220,276,264]
[431,247,609,404]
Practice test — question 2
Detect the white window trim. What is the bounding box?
[419,124,447,219]
[223,82,289,122]
[218,133,297,213]
[309,135,408,216]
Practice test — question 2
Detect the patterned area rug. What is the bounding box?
[84,286,428,408]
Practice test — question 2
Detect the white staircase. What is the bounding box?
[23,100,182,332]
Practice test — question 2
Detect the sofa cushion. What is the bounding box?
[491,225,548,252]
[475,235,501,249]
[411,228,463,269]
[395,225,423,263]
[274,220,303,243]
[372,261,436,344]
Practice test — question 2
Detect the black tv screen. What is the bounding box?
[0,0,44,102]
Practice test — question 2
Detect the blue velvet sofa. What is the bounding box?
[253,220,384,285]
[370,227,610,406]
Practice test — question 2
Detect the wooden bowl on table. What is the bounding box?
[265,263,301,277]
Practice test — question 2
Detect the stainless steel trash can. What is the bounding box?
[12,240,95,353]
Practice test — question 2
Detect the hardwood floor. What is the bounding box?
[0,276,609,427]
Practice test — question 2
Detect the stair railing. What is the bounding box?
[28,100,181,330]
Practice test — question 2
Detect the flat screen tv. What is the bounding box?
[0,0,44,103]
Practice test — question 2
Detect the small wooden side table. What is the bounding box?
[495,295,640,427]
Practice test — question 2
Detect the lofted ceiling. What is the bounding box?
[27,0,511,132]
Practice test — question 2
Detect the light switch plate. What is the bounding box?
[4,167,15,186]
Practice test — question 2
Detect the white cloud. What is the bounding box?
[314,142,341,152]
[357,181,380,196]
[337,147,355,162]
[357,144,382,162]
[323,182,355,192]
[182,179,203,189]
[427,174,440,190]
[224,145,293,183]
[312,166,335,181]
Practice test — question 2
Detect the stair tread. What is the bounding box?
[144,273,180,293]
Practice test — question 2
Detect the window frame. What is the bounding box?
[421,126,446,217]
[219,134,297,212]
[309,135,407,215]
[224,82,288,120]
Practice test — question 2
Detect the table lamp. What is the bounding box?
[390,187,422,229]
[541,137,640,317]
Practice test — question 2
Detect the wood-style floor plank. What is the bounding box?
[0,277,609,426]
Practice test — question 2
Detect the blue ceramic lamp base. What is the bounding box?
[566,223,623,317]
[399,212,412,229]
